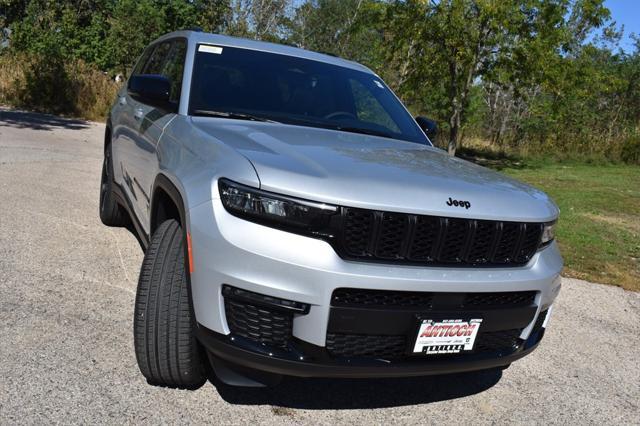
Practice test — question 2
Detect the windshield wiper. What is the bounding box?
[335,126,394,139]
[192,109,279,123]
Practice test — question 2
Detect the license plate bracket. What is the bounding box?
[412,317,483,355]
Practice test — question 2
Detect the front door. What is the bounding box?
[119,39,187,234]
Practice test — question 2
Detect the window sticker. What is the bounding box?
[198,45,223,54]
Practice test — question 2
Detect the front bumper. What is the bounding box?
[197,323,546,378]
[188,198,562,376]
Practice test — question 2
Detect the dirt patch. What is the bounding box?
[582,212,640,235]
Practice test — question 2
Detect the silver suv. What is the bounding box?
[100,30,562,388]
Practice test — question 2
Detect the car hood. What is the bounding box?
[192,118,558,222]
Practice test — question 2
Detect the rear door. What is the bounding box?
[120,39,187,234]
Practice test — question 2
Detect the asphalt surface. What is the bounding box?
[0,108,639,425]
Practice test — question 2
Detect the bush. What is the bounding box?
[0,53,120,121]
[18,54,74,114]
[621,134,640,165]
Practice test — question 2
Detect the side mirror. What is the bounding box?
[415,116,438,140]
[127,75,172,110]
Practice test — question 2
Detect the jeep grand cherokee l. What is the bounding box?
[100,30,562,388]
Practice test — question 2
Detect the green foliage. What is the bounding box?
[5,0,228,74]
[621,135,640,165]
[1,0,639,163]
[382,0,617,156]
[18,52,73,114]
[286,0,385,67]
[105,0,167,74]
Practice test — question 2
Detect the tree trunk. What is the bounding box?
[448,108,461,156]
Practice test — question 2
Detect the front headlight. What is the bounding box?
[218,178,338,236]
[540,221,556,246]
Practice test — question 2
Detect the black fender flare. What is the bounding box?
[150,174,188,237]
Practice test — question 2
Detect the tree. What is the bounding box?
[105,0,166,74]
[385,0,612,156]
[221,0,291,40]
[196,0,230,33]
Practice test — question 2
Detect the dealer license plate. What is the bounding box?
[413,318,483,355]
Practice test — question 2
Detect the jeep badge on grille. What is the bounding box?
[446,197,471,209]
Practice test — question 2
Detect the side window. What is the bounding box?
[349,79,400,133]
[161,40,187,103]
[134,40,186,104]
[142,41,172,75]
[131,46,154,76]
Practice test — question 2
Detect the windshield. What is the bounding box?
[189,44,429,145]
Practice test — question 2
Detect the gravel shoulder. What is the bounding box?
[1,108,638,424]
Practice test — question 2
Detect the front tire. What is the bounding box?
[133,219,206,389]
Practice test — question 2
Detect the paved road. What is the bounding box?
[0,108,638,425]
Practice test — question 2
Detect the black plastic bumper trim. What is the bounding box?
[196,325,542,379]
[327,305,537,335]
[222,284,310,314]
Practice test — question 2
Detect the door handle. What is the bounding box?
[134,108,144,120]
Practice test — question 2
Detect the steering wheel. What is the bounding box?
[324,111,357,121]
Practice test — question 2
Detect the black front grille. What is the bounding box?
[224,299,292,349]
[463,291,537,308]
[338,208,543,266]
[332,288,434,309]
[332,288,536,309]
[326,329,521,359]
[326,333,407,359]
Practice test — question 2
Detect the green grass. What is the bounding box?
[499,161,640,291]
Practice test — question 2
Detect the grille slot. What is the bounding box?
[326,333,407,359]
[408,216,439,261]
[375,213,409,259]
[516,224,544,262]
[463,291,536,308]
[466,220,497,263]
[339,208,543,267]
[473,329,521,354]
[224,299,293,349]
[332,288,434,309]
[492,222,521,263]
[438,218,469,262]
[343,208,374,256]
[332,288,535,310]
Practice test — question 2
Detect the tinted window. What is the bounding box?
[133,40,187,104]
[142,41,172,75]
[131,46,154,76]
[161,40,187,103]
[190,45,428,145]
[349,79,400,133]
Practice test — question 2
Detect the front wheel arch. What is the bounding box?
[150,174,188,237]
